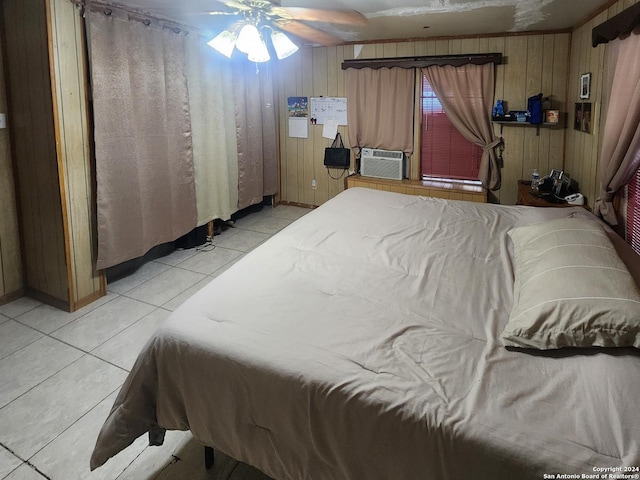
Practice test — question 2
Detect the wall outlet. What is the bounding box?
[311,179,317,190]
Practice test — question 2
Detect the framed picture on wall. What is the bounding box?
[581,102,592,134]
[573,102,593,134]
[580,73,591,99]
[574,103,583,131]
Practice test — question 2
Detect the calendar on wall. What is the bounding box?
[309,97,348,125]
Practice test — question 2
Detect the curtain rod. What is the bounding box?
[341,53,502,70]
[70,0,205,36]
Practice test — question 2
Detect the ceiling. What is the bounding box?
[114,0,611,44]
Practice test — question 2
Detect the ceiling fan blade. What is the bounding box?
[214,0,253,10]
[279,8,367,26]
[279,20,343,46]
[152,0,238,18]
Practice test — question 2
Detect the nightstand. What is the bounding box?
[516,180,583,208]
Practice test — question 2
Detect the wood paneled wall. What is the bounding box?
[275,46,354,207]
[0,34,24,304]
[564,0,640,209]
[275,33,571,206]
[49,0,104,307]
[2,0,104,311]
[3,0,68,304]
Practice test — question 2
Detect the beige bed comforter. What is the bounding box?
[91,187,640,479]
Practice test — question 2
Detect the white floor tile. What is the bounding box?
[51,296,157,352]
[116,430,193,480]
[177,247,243,276]
[209,229,270,253]
[30,392,147,480]
[108,261,172,294]
[267,205,313,221]
[0,313,11,325]
[0,297,42,319]
[152,439,273,480]
[0,321,43,361]
[154,247,200,267]
[92,308,171,371]
[123,268,207,307]
[0,336,84,408]
[15,293,118,334]
[210,255,245,278]
[0,446,23,479]
[0,355,127,459]
[2,464,47,480]
[15,303,83,335]
[162,278,213,311]
[236,216,293,235]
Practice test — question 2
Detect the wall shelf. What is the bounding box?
[493,120,562,136]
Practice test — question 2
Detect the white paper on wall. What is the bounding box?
[288,117,308,138]
[322,118,339,139]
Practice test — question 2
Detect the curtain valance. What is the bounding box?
[342,53,502,70]
[592,2,640,47]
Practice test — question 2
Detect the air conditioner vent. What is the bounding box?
[360,148,405,180]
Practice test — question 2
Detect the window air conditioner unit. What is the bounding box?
[360,148,405,180]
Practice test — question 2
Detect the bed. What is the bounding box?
[90,187,640,480]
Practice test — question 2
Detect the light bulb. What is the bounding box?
[207,30,236,58]
[270,30,298,60]
[236,24,262,54]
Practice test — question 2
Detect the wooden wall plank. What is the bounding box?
[300,47,315,206]
[282,54,300,203]
[499,35,528,204]
[49,0,104,307]
[294,50,306,204]
[549,33,569,172]
[0,27,24,300]
[326,46,341,202]
[4,0,68,302]
[522,35,543,183]
[311,47,329,206]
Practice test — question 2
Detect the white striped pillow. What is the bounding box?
[502,217,640,349]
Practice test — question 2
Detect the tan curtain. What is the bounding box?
[232,62,279,210]
[593,28,640,225]
[87,5,196,270]
[422,64,501,190]
[184,35,239,225]
[345,67,414,154]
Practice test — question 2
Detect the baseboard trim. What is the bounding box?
[275,201,317,209]
[0,289,25,307]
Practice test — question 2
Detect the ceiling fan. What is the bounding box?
[196,0,367,61]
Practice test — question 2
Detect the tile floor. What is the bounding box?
[0,204,311,480]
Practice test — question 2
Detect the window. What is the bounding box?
[420,75,482,181]
[626,167,640,255]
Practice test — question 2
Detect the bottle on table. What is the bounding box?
[531,169,540,191]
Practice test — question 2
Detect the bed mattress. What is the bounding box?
[91,187,640,479]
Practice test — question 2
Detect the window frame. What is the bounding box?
[419,74,483,183]
[626,167,640,255]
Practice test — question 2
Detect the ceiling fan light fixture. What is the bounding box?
[235,24,263,54]
[207,29,237,58]
[270,30,298,60]
[247,38,271,63]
